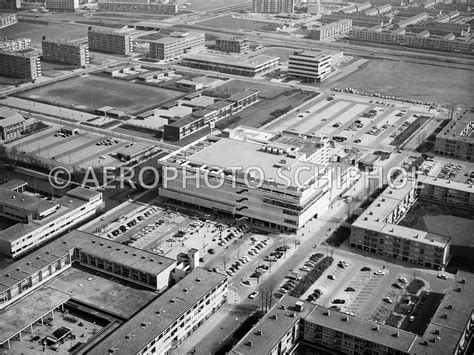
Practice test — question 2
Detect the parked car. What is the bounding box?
[374,270,386,276]
[383,297,393,304]
[248,291,259,299]
[437,274,448,280]
[328,274,336,280]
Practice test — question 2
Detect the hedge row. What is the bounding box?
[289,256,334,298]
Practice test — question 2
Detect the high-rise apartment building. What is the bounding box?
[0,50,41,80]
[88,27,134,55]
[41,37,90,67]
[149,31,205,60]
[45,0,80,12]
[0,38,31,52]
[252,0,294,14]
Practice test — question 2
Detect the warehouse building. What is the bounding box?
[149,31,205,60]
[288,50,332,82]
[181,53,280,77]
[0,50,41,80]
[41,37,90,67]
[0,183,104,258]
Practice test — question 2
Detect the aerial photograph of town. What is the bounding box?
[0,0,472,354]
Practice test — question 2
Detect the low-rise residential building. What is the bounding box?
[0,108,25,141]
[350,180,451,270]
[163,90,260,141]
[215,37,249,53]
[0,38,31,52]
[320,13,387,27]
[418,175,474,210]
[149,31,205,60]
[0,184,104,258]
[310,19,352,40]
[181,53,280,77]
[45,0,80,12]
[98,2,178,15]
[87,268,228,355]
[41,37,90,67]
[0,50,41,80]
[0,13,17,29]
[252,0,294,14]
[409,22,470,37]
[231,281,474,355]
[88,26,135,55]
[434,111,474,161]
[349,28,473,54]
[288,50,332,82]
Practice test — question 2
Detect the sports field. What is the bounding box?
[19,76,183,114]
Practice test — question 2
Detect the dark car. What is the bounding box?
[345,287,356,292]
[208,248,215,254]
[360,266,371,272]
[332,299,346,304]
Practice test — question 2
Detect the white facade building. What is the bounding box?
[288,50,332,82]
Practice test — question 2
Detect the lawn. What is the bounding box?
[205,79,292,100]
[406,279,425,295]
[18,76,184,114]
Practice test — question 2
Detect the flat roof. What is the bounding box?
[185,138,323,188]
[0,188,57,215]
[420,175,474,193]
[183,53,280,70]
[0,287,70,344]
[0,179,28,191]
[88,268,226,355]
[437,112,474,142]
[232,296,317,354]
[66,187,102,201]
[227,89,260,102]
[117,142,157,157]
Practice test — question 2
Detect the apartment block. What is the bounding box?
[0,38,31,52]
[252,0,294,14]
[232,285,474,355]
[45,0,80,12]
[288,50,332,82]
[350,181,451,270]
[320,13,387,27]
[88,268,228,355]
[0,183,104,258]
[0,0,20,9]
[98,2,178,15]
[215,37,249,53]
[398,12,430,28]
[349,29,473,54]
[310,19,353,40]
[88,26,134,55]
[434,111,474,161]
[41,37,89,66]
[149,31,205,60]
[0,13,17,29]
[0,50,41,80]
[0,108,25,141]
[163,90,260,141]
[418,175,474,210]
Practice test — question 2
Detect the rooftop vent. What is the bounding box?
[170,299,175,304]
[433,329,440,335]
[324,310,330,316]
[280,305,286,310]
[460,279,466,284]
[441,314,448,319]
[342,316,349,322]
[446,304,453,310]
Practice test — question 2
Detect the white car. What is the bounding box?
[226,270,234,276]
[328,274,336,280]
[409,316,415,322]
[399,277,408,284]
[374,270,386,276]
[248,291,259,299]
[437,274,448,280]
[383,297,393,304]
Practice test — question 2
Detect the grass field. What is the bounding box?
[204,79,291,100]
[196,16,276,31]
[18,76,183,114]
[0,21,88,47]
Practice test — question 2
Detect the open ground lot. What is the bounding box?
[18,76,184,114]
[5,124,134,169]
[204,79,292,100]
[322,59,474,107]
[195,16,277,32]
[46,268,158,319]
[0,20,88,48]
[264,92,437,151]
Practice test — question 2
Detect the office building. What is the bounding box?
[88,268,228,355]
[215,37,249,53]
[0,0,20,9]
[0,13,17,29]
[252,0,294,13]
[349,29,473,54]
[98,2,178,15]
[88,26,134,55]
[181,53,280,77]
[163,90,260,141]
[0,108,25,141]
[310,19,353,40]
[288,50,332,82]
[0,38,31,52]
[45,0,80,12]
[149,31,205,60]
[434,111,474,161]
[232,281,474,355]
[41,37,89,67]
[0,50,41,80]
[350,180,451,270]
[158,128,348,231]
[0,183,104,258]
